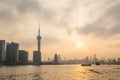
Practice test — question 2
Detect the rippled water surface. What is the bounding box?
[0,65,120,80]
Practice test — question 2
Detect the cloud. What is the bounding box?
[75,2,120,38]
[106,2,120,21]
[43,36,60,45]
[17,0,41,13]
[75,19,107,36]
[54,0,82,34]
[0,9,15,22]
[107,44,120,48]
[0,0,41,22]
[1,0,70,27]
[1,0,120,43]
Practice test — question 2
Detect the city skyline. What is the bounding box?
[0,0,120,60]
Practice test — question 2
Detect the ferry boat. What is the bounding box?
[96,62,100,65]
[81,63,92,66]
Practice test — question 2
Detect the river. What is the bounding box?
[0,65,120,80]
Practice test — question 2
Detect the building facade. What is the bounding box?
[54,53,59,64]
[33,51,41,65]
[6,42,19,65]
[19,50,28,64]
[0,40,5,64]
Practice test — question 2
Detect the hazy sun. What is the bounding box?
[76,41,82,47]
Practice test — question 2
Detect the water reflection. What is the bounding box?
[0,65,120,80]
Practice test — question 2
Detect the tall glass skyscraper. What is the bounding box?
[6,42,19,65]
[0,40,5,65]
[19,50,28,64]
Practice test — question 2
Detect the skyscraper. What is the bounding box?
[93,54,97,63]
[54,53,59,64]
[33,51,41,64]
[19,50,28,64]
[6,42,19,65]
[58,55,61,63]
[33,27,42,65]
[0,40,5,65]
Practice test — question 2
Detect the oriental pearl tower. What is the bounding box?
[33,25,42,65]
[37,26,42,64]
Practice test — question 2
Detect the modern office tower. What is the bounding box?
[33,51,41,65]
[6,42,19,65]
[57,55,61,63]
[0,40,5,65]
[48,58,51,62]
[85,56,89,63]
[93,54,97,63]
[90,56,92,63]
[33,27,41,65]
[54,53,59,64]
[19,50,28,64]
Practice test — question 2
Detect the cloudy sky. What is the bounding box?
[0,0,120,60]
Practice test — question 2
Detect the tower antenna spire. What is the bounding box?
[37,17,41,52]
[38,17,40,36]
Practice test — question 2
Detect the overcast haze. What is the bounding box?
[0,0,120,60]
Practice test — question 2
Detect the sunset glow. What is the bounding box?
[76,41,83,47]
[0,0,120,60]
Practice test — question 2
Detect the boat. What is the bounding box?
[81,63,92,66]
[96,62,100,65]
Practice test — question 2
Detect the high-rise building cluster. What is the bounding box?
[0,41,28,65]
[0,27,63,65]
[0,28,42,65]
[54,53,61,64]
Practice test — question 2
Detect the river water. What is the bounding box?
[0,65,120,80]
